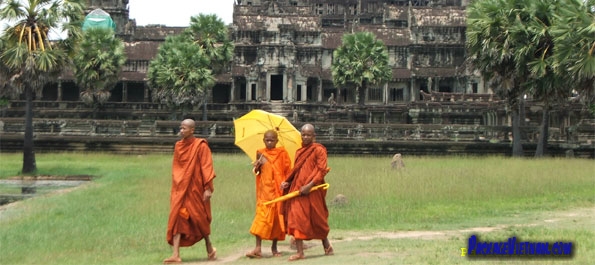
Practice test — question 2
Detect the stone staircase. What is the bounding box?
[268,100,293,117]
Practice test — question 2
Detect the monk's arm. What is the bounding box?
[311,146,328,184]
[299,146,328,195]
[282,150,292,177]
[199,143,215,193]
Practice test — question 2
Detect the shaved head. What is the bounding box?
[301,123,315,133]
[182,119,196,129]
[179,119,196,139]
[300,123,316,146]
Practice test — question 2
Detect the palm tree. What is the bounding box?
[0,0,85,173]
[0,38,13,97]
[186,14,233,131]
[187,14,233,74]
[466,0,537,157]
[73,27,126,118]
[521,0,576,157]
[331,32,391,106]
[147,33,215,120]
[551,0,595,112]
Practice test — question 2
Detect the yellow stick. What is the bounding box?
[263,183,330,206]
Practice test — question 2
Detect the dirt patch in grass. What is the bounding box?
[5,175,95,181]
[0,175,94,211]
[202,206,594,264]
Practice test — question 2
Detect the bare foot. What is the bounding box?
[208,247,217,261]
[288,253,305,261]
[163,256,182,264]
[325,245,334,255]
[245,249,262,259]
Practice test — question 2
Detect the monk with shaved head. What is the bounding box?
[245,129,292,258]
[281,123,333,261]
[164,119,217,263]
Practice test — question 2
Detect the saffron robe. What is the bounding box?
[249,147,292,240]
[166,137,216,247]
[285,143,330,240]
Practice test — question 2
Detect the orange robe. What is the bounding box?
[166,137,216,247]
[285,143,330,240]
[249,147,292,240]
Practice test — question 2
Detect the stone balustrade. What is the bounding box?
[421,91,501,102]
[0,117,582,145]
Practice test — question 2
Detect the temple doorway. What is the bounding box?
[270,74,283,100]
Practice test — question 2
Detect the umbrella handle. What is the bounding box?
[311,183,330,191]
[262,183,330,206]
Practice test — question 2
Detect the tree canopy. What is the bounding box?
[0,0,85,173]
[331,32,391,105]
[147,14,232,120]
[73,28,126,108]
[147,33,215,118]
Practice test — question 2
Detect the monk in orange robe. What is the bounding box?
[245,130,292,258]
[164,119,217,264]
[281,123,333,261]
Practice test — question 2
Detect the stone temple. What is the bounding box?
[39,0,478,108]
[1,0,594,156]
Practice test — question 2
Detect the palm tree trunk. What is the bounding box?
[519,96,527,143]
[22,84,37,173]
[359,81,367,106]
[92,96,98,119]
[535,106,550,157]
[202,100,208,135]
[511,106,524,157]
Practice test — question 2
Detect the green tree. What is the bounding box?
[466,0,537,157]
[331,32,391,106]
[187,14,233,74]
[519,0,563,157]
[0,0,85,173]
[0,38,13,97]
[551,0,595,113]
[522,0,595,157]
[469,0,594,157]
[187,14,233,131]
[72,28,126,118]
[147,33,215,120]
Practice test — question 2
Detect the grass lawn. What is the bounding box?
[0,153,593,264]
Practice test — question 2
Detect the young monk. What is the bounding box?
[164,119,217,264]
[245,129,292,258]
[281,123,333,261]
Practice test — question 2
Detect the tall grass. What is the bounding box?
[327,156,594,230]
[0,153,593,264]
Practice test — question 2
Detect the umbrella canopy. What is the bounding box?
[234,109,302,166]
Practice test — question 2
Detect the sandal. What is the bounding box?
[325,245,334,255]
[208,247,217,261]
[272,251,282,257]
[288,254,305,261]
[245,250,262,259]
[163,256,182,264]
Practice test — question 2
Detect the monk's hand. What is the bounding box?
[203,189,212,202]
[299,182,314,195]
[280,182,289,190]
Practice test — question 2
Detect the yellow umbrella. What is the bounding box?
[233,109,302,166]
[263,183,330,206]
